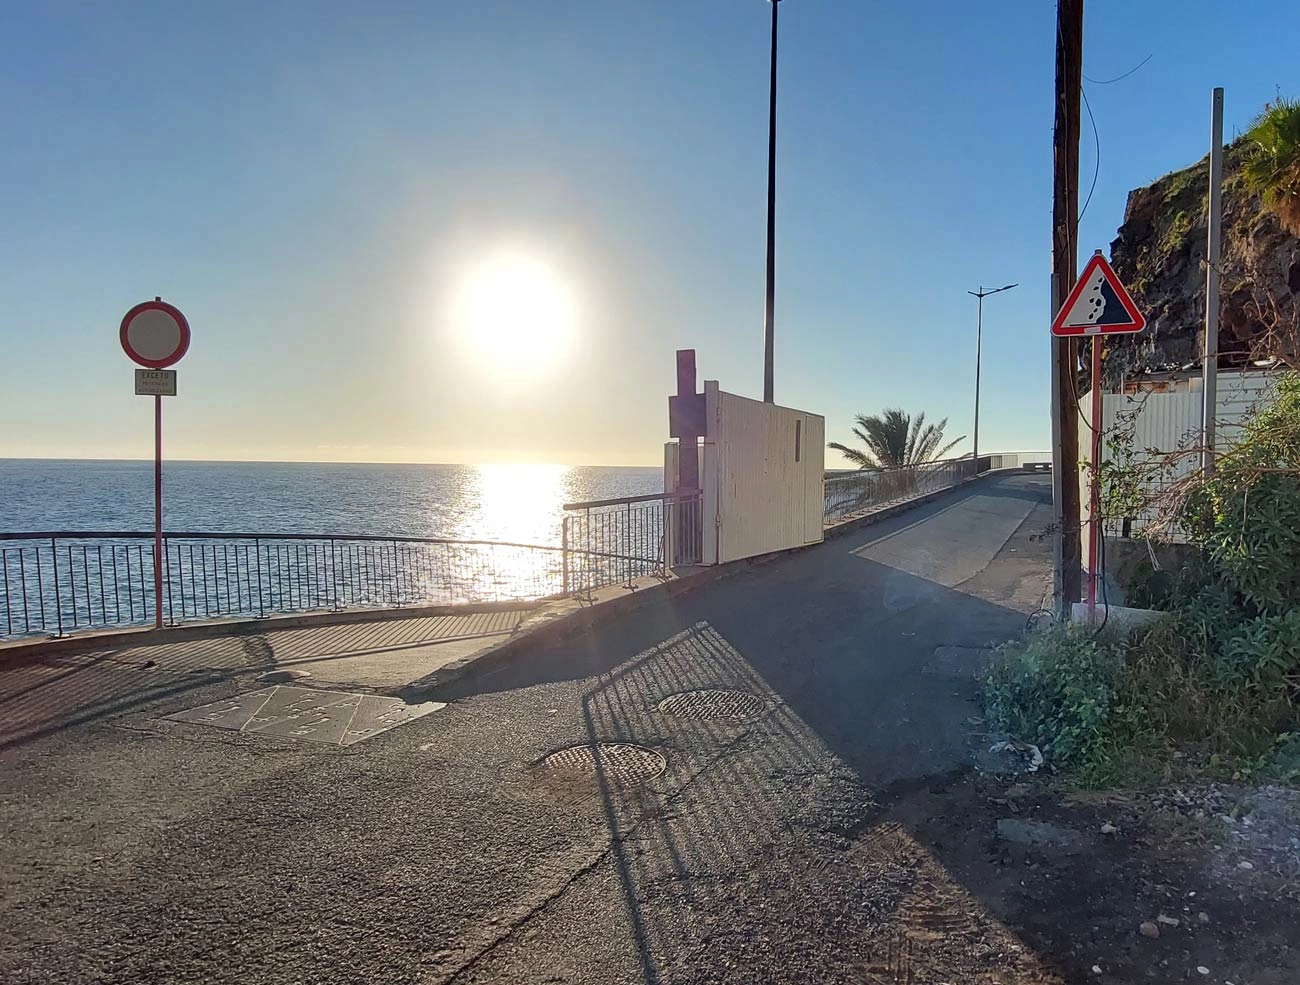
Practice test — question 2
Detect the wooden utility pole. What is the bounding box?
[1050,0,1084,611]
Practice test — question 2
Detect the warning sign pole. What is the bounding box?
[1086,336,1104,618]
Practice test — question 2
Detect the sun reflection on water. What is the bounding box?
[456,463,570,546]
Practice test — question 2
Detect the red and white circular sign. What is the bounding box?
[120,298,191,369]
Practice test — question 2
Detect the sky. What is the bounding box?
[1,1,1294,467]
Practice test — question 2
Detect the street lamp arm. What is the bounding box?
[968,283,1019,299]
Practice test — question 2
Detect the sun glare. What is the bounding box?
[455,254,576,377]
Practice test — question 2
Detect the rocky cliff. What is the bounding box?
[1104,139,1300,383]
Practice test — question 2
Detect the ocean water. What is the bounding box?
[0,459,664,548]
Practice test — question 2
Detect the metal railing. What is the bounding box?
[823,457,984,523]
[2,455,1044,641]
[561,492,703,598]
[0,532,570,640]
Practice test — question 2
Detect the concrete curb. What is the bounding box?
[398,560,762,698]
[822,468,1020,541]
[0,599,543,666]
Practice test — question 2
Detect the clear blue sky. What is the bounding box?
[1,1,1293,465]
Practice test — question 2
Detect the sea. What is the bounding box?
[0,459,664,547]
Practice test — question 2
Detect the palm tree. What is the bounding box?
[1244,97,1300,236]
[829,409,965,470]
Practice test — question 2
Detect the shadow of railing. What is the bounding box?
[0,610,525,751]
[457,475,1071,982]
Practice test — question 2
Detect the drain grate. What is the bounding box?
[656,689,767,721]
[539,743,667,787]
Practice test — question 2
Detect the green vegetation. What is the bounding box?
[828,409,964,470]
[1159,209,1194,254]
[1243,97,1300,236]
[983,374,1300,788]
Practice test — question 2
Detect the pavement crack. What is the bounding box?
[440,846,613,984]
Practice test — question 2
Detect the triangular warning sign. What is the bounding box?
[1051,252,1146,337]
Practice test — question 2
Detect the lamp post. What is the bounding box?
[967,283,1017,467]
[761,0,781,403]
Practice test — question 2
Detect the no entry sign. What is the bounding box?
[119,296,192,631]
[120,298,191,368]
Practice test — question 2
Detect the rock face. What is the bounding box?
[1105,140,1300,383]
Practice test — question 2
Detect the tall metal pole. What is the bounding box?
[1051,0,1084,615]
[762,0,780,403]
[1202,86,1224,475]
[969,283,1017,470]
[154,393,163,630]
[974,292,983,466]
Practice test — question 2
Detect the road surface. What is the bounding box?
[1,473,1061,984]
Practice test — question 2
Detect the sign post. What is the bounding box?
[120,298,191,629]
[1051,251,1146,622]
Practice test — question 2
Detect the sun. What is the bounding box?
[455,253,576,377]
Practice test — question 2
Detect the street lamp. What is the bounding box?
[762,0,782,403]
[967,283,1017,466]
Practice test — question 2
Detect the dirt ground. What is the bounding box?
[878,770,1300,984]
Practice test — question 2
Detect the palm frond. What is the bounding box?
[1244,97,1300,236]
[828,442,879,471]
[831,408,962,469]
[932,435,966,461]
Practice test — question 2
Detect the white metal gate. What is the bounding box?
[701,383,825,564]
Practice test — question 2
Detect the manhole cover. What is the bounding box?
[656,689,767,721]
[539,743,666,786]
[167,686,445,745]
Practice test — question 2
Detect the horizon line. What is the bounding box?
[0,455,664,469]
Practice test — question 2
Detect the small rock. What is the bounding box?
[1139,921,1161,939]
[1156,914,1179,927]
[1101,822,1119,835]
[1091,966,1103,975]
[1237,860,1254,870]
[996,818,1089,853]
[1197,911,1210,924]
[1005,783,1032,799]
[1196,967,1209,976]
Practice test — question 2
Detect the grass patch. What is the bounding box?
[984,603,1300,790]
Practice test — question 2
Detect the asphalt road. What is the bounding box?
[0,473,1058,985]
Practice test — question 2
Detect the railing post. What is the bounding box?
[561,516,571,596]
[254,537,265,617]
[624,501,634,589]
[1,550,9,637]
[164,536,175,626]
[19,549,32,634]
[50,537,63,638]
[328,539,337,610]
[391,539,401,607]
[664,499,675,572]
[583,508,594,602]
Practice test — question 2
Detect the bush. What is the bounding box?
[984,374,1300,788]
[1221,610,1300,693]
[1184,374,1300,613]
[983,626,1124,767]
